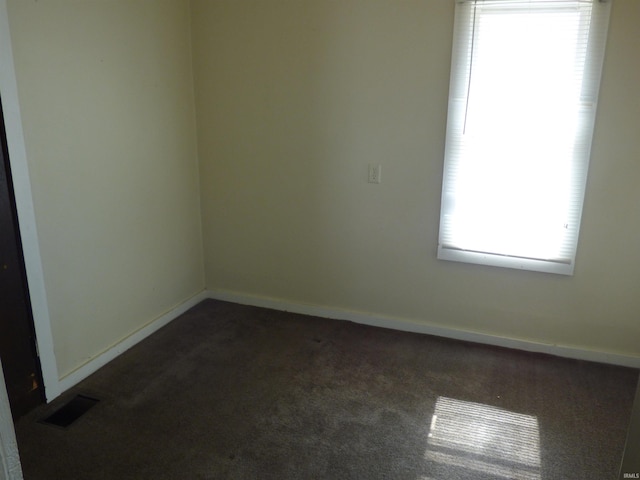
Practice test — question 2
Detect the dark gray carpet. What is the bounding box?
[14,300,639,479]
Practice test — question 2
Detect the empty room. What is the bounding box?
[1,0,639,479]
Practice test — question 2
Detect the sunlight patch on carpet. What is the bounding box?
[425,396,541,480]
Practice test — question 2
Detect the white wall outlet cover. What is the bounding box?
[368,164,382,184]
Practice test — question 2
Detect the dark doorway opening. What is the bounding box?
[0,97,45,419]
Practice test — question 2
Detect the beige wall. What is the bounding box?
[7,0,204,378]
[5,0,639,381]
[192,0,640,358]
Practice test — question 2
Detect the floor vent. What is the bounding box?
[39,394,100,428]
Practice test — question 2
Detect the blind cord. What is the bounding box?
[463,0,478,135]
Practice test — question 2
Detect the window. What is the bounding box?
[438,0,611,275]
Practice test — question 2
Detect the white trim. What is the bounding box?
[58,291,209,393]
[438,247,574,276]
[207,289,640,369]
[0,361,23,480]
[0,0,60,402]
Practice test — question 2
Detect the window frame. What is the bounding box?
[437,0,612,276]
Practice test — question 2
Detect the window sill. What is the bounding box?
[437,246,574,276]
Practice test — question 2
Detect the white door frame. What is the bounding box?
[0,361,22,480]
[0,1,61,478]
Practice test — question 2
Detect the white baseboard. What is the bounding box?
[53,287,640,397]
[57,290,209,394]
[206,289,640,369]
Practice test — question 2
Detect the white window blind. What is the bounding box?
[438,0,611,275]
